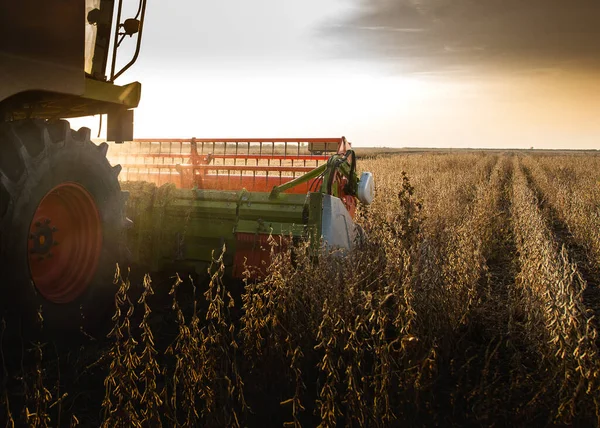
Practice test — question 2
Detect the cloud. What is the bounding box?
[323,0,600,74]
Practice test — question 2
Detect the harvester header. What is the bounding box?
[109,137,374,278]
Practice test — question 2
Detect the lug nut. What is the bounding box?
[51,226,58,232]
[45,219,51,224]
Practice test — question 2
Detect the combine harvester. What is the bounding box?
[108,137,375,278]
[0,0,373,332]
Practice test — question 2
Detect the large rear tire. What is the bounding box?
[0,119,128,337]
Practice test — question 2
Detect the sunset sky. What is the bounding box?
[73,0,600,149]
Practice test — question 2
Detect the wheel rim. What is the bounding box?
[28,182,102,304]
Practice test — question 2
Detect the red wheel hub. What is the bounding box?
[28,183,102,304]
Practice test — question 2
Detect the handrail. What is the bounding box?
[110,0,147,81]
